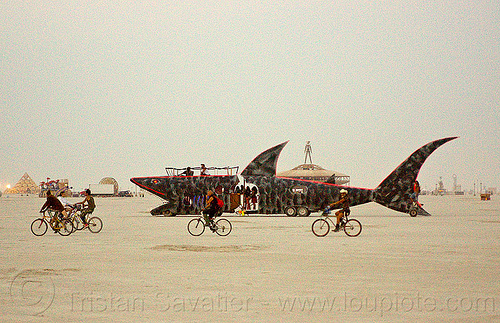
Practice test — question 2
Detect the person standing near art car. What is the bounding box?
[243,186,251,210]
[250,187,258,210]
[180,167,194,176]
[410,180,421,203]
[200,164,209,176]
[76,189,95,227]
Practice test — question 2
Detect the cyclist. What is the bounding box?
[325,189,350,232]
[58,191,75,214]
[40,190,68,230]
[202,190,221,229]
[75,189,95,227]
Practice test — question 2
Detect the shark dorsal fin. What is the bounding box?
[241,141,289,177]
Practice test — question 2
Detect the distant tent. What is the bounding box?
[277,164,350,185]
[277,141,350,185]
[3,173,40,195]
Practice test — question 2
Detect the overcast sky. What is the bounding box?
[1,1,499,193]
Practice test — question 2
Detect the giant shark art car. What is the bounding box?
[131,137,457,216]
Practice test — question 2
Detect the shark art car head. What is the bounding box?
[131,137,457,216]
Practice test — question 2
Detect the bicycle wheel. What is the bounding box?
[312,219,330,237]
[187,218,205,236]
[344,219,362,237]
[88,217,103,233]
[215,218,232,236]
[69,216,77,233]
[58,219,74,236]
[73,215,85,231]
[31,218,48,236]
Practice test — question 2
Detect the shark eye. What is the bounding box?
[152,179,159,184]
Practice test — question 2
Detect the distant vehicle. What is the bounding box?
[118,190,133,197]
[131,137,457,217]
[88,184,114,196]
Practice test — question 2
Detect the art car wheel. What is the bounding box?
[284,206,297,217]
[297,206,310,217]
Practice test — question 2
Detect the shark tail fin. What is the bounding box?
[373,137,458,215]
[241,141,289,177]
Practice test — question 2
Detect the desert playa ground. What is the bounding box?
[1,194,499,322]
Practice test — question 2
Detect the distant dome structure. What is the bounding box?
[277,141,350,185]
[99,177,119,195]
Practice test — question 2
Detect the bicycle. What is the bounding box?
[30,209,74,236]
[311,209,362,237]
[187,213,232,236]
[65,205,83,232]
[66,205,103,233]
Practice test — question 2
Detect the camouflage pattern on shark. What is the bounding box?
[131,137,457,216]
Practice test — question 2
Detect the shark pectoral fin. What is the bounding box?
[417,206,432,216]
[151,203,175,216]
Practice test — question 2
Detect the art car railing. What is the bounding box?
[165,166,239,177]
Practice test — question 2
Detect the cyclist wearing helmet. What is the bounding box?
[325,189,350,232]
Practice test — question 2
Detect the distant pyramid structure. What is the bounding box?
[4,173,40,195]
